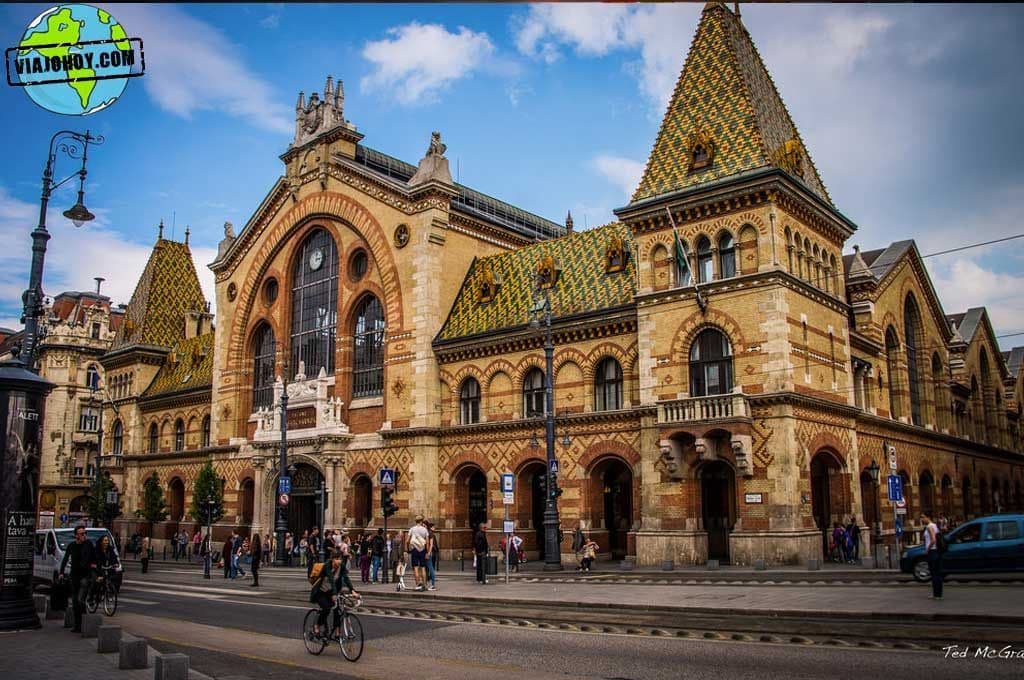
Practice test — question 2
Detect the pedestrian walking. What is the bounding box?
[371,528,385,583]
[306,527,321,577]
[359,533,371,583]
[170,532,179,561]
[572,524,585,569]
[192,530,202,563]
[507,531,522,573]
[285,532,293,567]
[921,513,944,599]
[426,521,439,590]
[474,521,489,584]
[847,517,861,563]
[390,530,404,582]
[140,536,151,573]
[395,553,408,591]
[580,535,598,572]
[59,525,96,632]
[222,535,232,578]
[407,515,431,591]
[299,532,308,568]
[264,533,273,567]
[250,533,262,587]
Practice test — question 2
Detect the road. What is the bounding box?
[79,560,1024,680]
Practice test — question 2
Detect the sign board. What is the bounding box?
[887,445,897,471]
[278,476,291,494]
[278,492,290,507]
[549,459,559,476]
[895,507,907,516]
[744,493,763,504]
[286,406,317,430]
[895,497,906,509]
[38,512,54,530]
[894,516,903,538]
[501,473,514,494]
[379,468,396,486]
[503,520,515,534]
[2,510,36,589]
[887,474,903,502]
[59,513,68,524]
[503,491,514,505]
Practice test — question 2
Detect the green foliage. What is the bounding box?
[87,474,122,526]
[139,472,168,525]
[191,460,224,524]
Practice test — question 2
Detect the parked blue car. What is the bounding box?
[900,514,1024,582]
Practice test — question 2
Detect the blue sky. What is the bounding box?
[1,3,1023,348]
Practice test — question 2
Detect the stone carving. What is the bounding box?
[292,76,348,148]
[731,438,753,478]
[254,365,349,441]
[659,440,686,481]
[408,131,453,187]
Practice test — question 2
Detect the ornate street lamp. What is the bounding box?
[867,460,880,486]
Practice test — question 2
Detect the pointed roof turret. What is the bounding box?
[632,2,831,206]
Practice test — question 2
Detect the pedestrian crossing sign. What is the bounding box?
[379,468,396,486]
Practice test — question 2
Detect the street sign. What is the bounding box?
[887,474,903,502]
[887,445,897,471]
[503,520,515,534]
[501,473,514,494]
[59,513,68,524]
[895,516,903,538]
[379,468,396,486]
[278,476,291,494]
[549,459,559,476]
[503,491,514,505]
[278,492,290,507]
[895,497,906,509]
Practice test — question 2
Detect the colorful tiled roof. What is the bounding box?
[112,237,207,350]
[632,3,831,206]
[142,332,214,398]
[436,223,636,342]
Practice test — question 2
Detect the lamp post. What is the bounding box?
[274,383,290,566]
[530,286,563,571]
[203,496,214,579]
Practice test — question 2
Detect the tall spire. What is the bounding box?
[158,218,164,240]
[565,210,574,234]
[632,2,831,206]
[184,226,190,245]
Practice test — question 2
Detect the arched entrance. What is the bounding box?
[239,479,254,525]
[591,457,633,559]
[516,461,547,559]
[352,474,372,527]
[285,463,324,537]
[810,451,847,556]
[453,465,489,532]
[168,478,185,522]
[859,469,879,528]
[700,460,736,562]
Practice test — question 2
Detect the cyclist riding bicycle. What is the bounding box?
[91,535,121,596]
[309,551,359,639]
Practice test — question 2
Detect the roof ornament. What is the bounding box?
[408,131,453,187]
[605,232,628,273]
[536,252,561,290]
[217,221,237,260]
[158,219,164,240]
[184,226,190,245]
[565,211,574,234]
[292,75,347,147]
[772,138,805,179]
[688,124,715,172]
[477,262,503,304]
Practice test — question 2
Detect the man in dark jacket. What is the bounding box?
[307,527,321,578]
[250,533,262,587]
[60,525,97,632]
[474,521,489,585]
[222,536,232,579]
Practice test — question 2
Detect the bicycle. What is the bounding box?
[85,566,118,616]
[303,593,363,661]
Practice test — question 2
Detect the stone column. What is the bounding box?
[251,456,265,535]
[324,457,337,528]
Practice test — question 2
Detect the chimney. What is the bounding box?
[94,277,105,295]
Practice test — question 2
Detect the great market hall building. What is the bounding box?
[90,3,1023,565]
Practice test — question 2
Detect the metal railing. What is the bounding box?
[658,393,749,424]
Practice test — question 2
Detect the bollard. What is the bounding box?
[97,625,122,653]
[33,594,48,614]
[118,634,149,669]
[154,652,189,680]
[706,559,720,571]
[859,556,875,569]
[753,559,767,571]
[81,613,103,638]
[807,558,821,571]
[661,560,674,571]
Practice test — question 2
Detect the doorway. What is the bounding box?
[810,451,845,556]
[352,474,372,527]
[285,463,323,537]
[518,461,547,559]
[594,458,633,559]
[701,461,735,562]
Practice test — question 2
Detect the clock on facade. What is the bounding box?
[308,247,324,271]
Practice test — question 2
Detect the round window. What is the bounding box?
[349,250,369,282]
[263,277,279,305]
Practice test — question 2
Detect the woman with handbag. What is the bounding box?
[580,536,598,572]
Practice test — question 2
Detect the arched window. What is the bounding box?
[290,228,338,377]
[352,295,385,398]
[523,368,545,418]
[784,226,794,273]
[174,419,185,451]
[85,364,100,390]
[696,236,713,283]
[885,327,901,420]
[674,240,692,287]
[112,420,123,455]
[689,328,733,397]
[903,296,923,426]
[459,378,480,425]
[718,233,736,279]
[931,353,945,431]
[919,471,935,518]
[148,423,158,454]
[595,357,623,411]
[252,323,276,411]
[201,415,211,448]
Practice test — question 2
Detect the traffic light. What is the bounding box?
[381,485,398,518]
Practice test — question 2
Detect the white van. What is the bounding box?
[33,527,119,585]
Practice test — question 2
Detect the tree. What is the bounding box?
[191,460,224,526]
[87,473,122,527]
[138,472,168,534]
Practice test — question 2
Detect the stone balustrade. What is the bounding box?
[658,393,749,424]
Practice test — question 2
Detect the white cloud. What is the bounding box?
[591,154,644,198]
[112,5,292,134]
[930,258,1024,339]
[361,23,495,105]
[260,14,280,29]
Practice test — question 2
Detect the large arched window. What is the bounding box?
[174,419,185,451]
[696,236,713,283]
[523,367,545,417]
[201,415,211,448]
[674,240,692,287]
[252,323,276,411]
[352,295,385,398]
[290,228,338,377]
[885,327,901,420]
[112,420,123,455]
[689,328,733,397]
[903,296,923,426]
[718,233,736,279]
[595,357,623,411]
[148,423,158,454]
[459,377,480,425]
